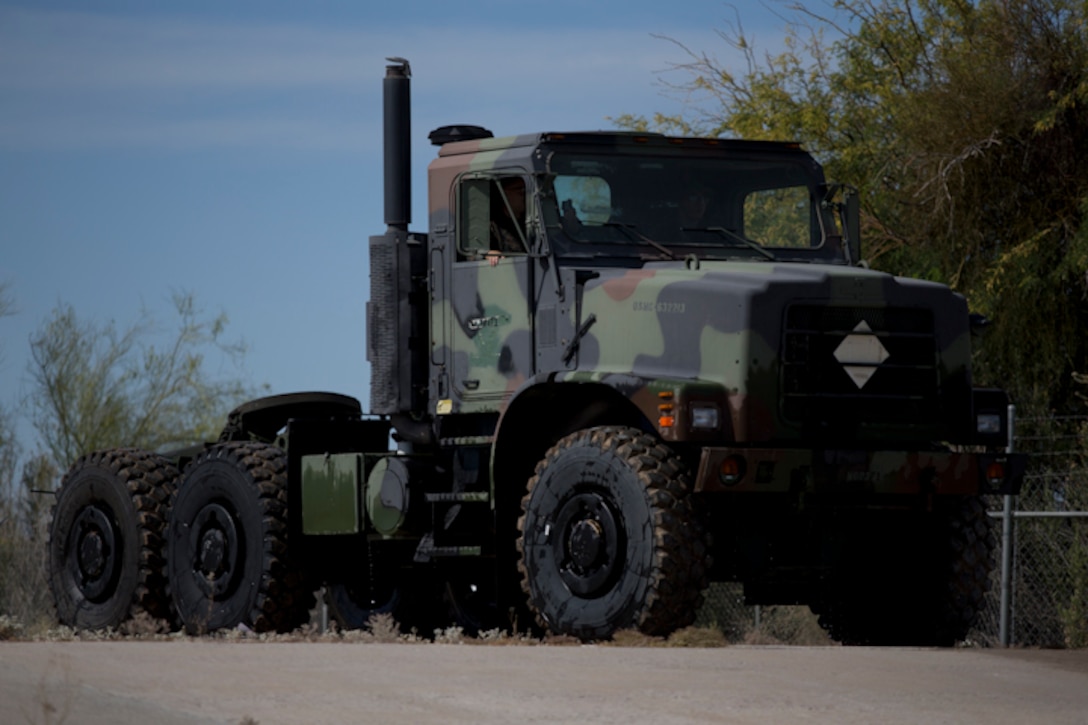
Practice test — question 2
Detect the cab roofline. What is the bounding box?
[436,129,806,156]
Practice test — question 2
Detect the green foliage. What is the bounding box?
[1060,418,1088,648]
[1060,532,1088,648]
[744,185,813,247]
[0,286,54,627]
[26,292,260,470]
[626,0,1088,412]
[0,455,55,629]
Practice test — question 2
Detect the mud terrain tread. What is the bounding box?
[49,448,178,628]
[944,496,997,637]
[232,442,313,632]
[816,495,996,646]
[517,426,709,639]
[169,442,314,634]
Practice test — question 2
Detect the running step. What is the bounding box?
[413,533,483,562]
[425,491,490,504]
[438,435,495,446]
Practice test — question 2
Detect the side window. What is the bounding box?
[457,175,528,261]
[743,186,814,248]
[460,178,492,258]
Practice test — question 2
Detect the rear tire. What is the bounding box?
[325,579,402,631]
[167,442,313,634]
[324,541,435,634]
[48,449,177,629]
[517,426,709,640]
[443,560,502,636]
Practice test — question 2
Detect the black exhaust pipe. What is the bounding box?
[368,57,428,430]
[383,57,411,232]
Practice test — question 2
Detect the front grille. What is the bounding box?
[781,305,940,427]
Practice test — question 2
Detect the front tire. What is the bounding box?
[815,496,996,646]
[167,442,313,634]
[48,449,177,629]
[517,426,708,640]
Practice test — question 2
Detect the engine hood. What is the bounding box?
[573,261,973,444]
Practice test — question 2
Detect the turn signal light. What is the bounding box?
[719,456,746,486]
[986,462,1005,487]
[658,391,676,429]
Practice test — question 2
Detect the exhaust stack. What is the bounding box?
[368,57,427,423]
[383,57,411,231]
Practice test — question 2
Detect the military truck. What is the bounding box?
[48,58,1024,645]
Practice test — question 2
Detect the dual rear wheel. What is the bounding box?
[49,442,313,634]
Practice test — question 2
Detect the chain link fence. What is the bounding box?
[971,414,1088,648]
[696,414,1088,647]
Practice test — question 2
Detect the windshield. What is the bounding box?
[540,152,843,263]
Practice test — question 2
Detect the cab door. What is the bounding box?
[436,173,535,413]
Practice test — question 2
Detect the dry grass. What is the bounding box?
[600,625,728,648]
[0,596,835,647]
[0,614,24,640]
[0,609,739,644]
[364,612,406,643]
[666,625,730,647]
[118,611,172,637]
[739,606,836,647]
[606,628,666,647]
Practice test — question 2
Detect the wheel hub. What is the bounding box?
[79,529,106,578]
[70,505,118,601]
[190,503,241,597]
[553,491,624,598]
[199,528,227,576]
[568,519,604,569]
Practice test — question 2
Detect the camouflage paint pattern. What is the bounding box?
[569,261,973,443]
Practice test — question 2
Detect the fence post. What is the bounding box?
[999,404,1016,647]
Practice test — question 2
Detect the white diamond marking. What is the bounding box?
[833,320,890,389]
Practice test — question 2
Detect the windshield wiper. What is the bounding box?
[683,227,777,261]
[602,222,679,260]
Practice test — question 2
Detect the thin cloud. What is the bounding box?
[0,9,368,90]
[0,7,740,151]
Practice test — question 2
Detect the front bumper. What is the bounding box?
[695,447,1026,496]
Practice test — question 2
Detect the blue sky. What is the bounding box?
[0,1,797,451]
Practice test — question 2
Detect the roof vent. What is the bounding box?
[428,125,494,146]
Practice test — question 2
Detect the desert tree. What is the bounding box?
[27,292,261,470]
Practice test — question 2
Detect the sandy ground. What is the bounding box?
[1,641,1087,725]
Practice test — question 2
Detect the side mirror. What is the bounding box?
[843,186,861,266]
[821,184,862,265]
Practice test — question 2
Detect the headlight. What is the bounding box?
[691,404,720,430]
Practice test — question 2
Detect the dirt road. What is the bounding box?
[2,641,1087,725]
